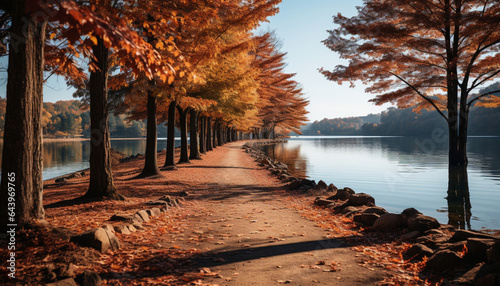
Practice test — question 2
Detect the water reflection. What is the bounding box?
[0,139,180,180]
[447,166,472,229]
[259,143,308,179]
[258,136,500,230]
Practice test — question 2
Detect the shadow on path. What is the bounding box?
[195,238,349,267]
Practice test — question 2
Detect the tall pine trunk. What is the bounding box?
[177,106,190,164]
[206,117,213,151]
[199,116,206,154]
[163,100,177,169]
[213,121,218,148]
[86,37,124,200]
[139,90,161,177]
[189,109,201,160]
[0,3,46,227]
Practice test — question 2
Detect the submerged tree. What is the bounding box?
[321,0,500,168]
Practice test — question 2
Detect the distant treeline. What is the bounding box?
[0,99,171,138]
[303,107,500,136]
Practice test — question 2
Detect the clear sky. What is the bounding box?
[256,0,390,122]
[1,0,391,122]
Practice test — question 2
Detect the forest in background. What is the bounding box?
[302,106,500,136]
[0,98,171,138]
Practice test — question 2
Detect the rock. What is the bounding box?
[288,180,302,190]
[126,224,136,232]
[330,200,350,212]
[348,193,375,206]
[362,207,388,216]
[476,262,500,285]
[466,238,496,262]
[333,188,354,201]
[417,233,452,248]
[449,230,497,243]
[426,249,462,271]
[109,214,140,224]
[327,183,338,193]
[403,244,434,261]
[314,198,334,207]
[159,196,178,207]
[75,270,102,286]
[400,231,421,241]
[301,179,316,187]
[402,208,422,218]
[341,206,364,216]
[437,241,468,252]
[147,208,162,218]
[177,191,189,197]
[298,185,313,192]
[407,214,440,232]
[145,200,168,207]
[454,263,483,285]
[316,180,328,190]
[132,222,143,230]
[70,228,120,252]
[372,213,407,232]
[80,171,86,176]
[101,224,115,234]
[55,178,67,183]
[67,173,81,179]
[113,225,131,235]
[353,213,380,227]
[45,278,78,286]
[487,240,500,263]
[135,210,150,223]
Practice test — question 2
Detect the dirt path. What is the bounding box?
[171,142,384,285]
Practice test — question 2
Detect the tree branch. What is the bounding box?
[467,89,500,108]
[389,72,448,120]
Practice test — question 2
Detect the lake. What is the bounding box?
[0,138,180,180]
[258,136,500,231]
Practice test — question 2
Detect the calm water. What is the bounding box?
[0,138,180,180]
[260,136,500,231]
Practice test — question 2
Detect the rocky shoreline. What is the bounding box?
[243,140,500,285]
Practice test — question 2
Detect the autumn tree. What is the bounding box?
[253,33,308,138]
[321,0,500,169]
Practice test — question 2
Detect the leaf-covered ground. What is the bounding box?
[0,141,439,285]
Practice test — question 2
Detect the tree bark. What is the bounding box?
[189,109,201,160]
[85,37,124,200]
[139,90,161,177]
[206,117,213,151]
[163,100,177,169]
[177,106,190,164]
[0,3,46,228]
[199,116,206,154]
[213,121,218,148]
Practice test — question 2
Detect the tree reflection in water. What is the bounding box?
[259,143,308,179]
[447,165,472,230]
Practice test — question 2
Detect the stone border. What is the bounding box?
[45,195,187,285]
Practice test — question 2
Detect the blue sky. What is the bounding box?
[256,0,389,121]
[1,0,391,122]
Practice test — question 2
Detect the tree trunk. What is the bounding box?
[177,106,190,164]
[213,121,218,148]
[206,117,213,151]
[163,100,177,169]
[189,109,201,160]
[85,37,124,200]
[199,116,206,154]
[139,90,161,177]
[0,3,46,228]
